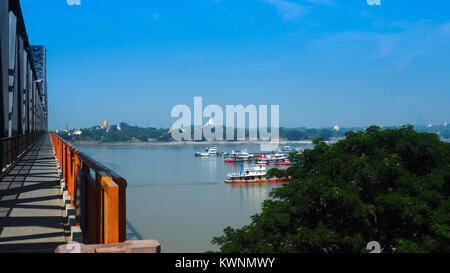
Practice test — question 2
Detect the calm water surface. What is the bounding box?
[76,144,311,253]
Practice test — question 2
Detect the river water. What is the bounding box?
[76,143,312,253]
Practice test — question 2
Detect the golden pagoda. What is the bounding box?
[101,119,111,129]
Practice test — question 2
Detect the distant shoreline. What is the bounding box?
[69,140,323,147]
[67,138,450,147]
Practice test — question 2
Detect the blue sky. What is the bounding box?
[20,0,450,130]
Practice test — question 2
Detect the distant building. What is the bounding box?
[117,123,122,131]
[428,124,433,128]
[101,119,111,129]
[64,124,69,133]
[202,117,215,128]
[334,124,340,131]
[444,122,448,127]
[55,129,60,134]
[74,129,82,135]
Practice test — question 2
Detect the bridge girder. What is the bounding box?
[0,0,47,138]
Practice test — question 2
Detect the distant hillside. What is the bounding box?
[59,122,172,143]
[58,122,450,143]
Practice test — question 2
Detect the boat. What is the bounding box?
[208,147,217,156]
[257,153,270,165]
[257,159,268,165]
[223,149,251,163]
[281,144,295,152]
[195,151,209,157]
[278,161,292,165]
[257,152,291,165]
[195,147,218,157]
[269,153,291,165]
[224,165,294,184]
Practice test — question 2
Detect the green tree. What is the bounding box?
[284,130,307,141]
[212,126,450,253]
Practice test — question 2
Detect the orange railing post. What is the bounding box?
[102,177,120,244]
[49,132,127,245]
[72,154,80,209]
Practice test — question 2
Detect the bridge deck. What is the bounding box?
[0,134,67,253]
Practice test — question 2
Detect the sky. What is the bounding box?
[20,0,450,130]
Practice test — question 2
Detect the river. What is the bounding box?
[76,143,312,253]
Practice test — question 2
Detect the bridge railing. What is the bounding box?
[1,132,45,171]
[50,132,127,244]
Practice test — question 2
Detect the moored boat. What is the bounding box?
[257,153,291,165]
[195,151,209,157]
[281,144,295,152]
[223,149,251,163]
[224,165,294,184]
[195,147,218,157]
[208,147,217,156]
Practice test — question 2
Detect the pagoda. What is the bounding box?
[101,119,111,129]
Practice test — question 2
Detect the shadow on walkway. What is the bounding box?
[0,134,67,253]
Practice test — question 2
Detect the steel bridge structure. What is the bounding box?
[0,0,47,139]
[0,0,159,253]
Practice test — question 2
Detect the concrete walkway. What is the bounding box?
[0,134,68,253]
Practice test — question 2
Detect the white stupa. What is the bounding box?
[444,121,448,127]
[117,123,122,131]
[333,123,340,131]
[427,123,433,128]
[203,117,215,128]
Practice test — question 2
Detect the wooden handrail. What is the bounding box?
[1,132,45,171]
[49,132,127,244]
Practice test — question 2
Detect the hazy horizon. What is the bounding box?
[20,0,450,130]
[59,120,448,132]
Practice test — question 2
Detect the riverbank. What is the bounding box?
[69,139,324,147]
[66,138,450,147]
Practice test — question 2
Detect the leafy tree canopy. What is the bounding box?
[212,126,450,253]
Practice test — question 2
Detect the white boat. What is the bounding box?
[224,149,251,162]
[195,147,218,157]
[281,144,295,152]
[195,151,209,157]
[257,153,291,165]
[208,147,217,156]
[225,165,267,183]
[270,153,288,162]
[225,165,293,184]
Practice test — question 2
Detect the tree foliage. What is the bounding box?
[60,122,171,143]
[212,126,450,253]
